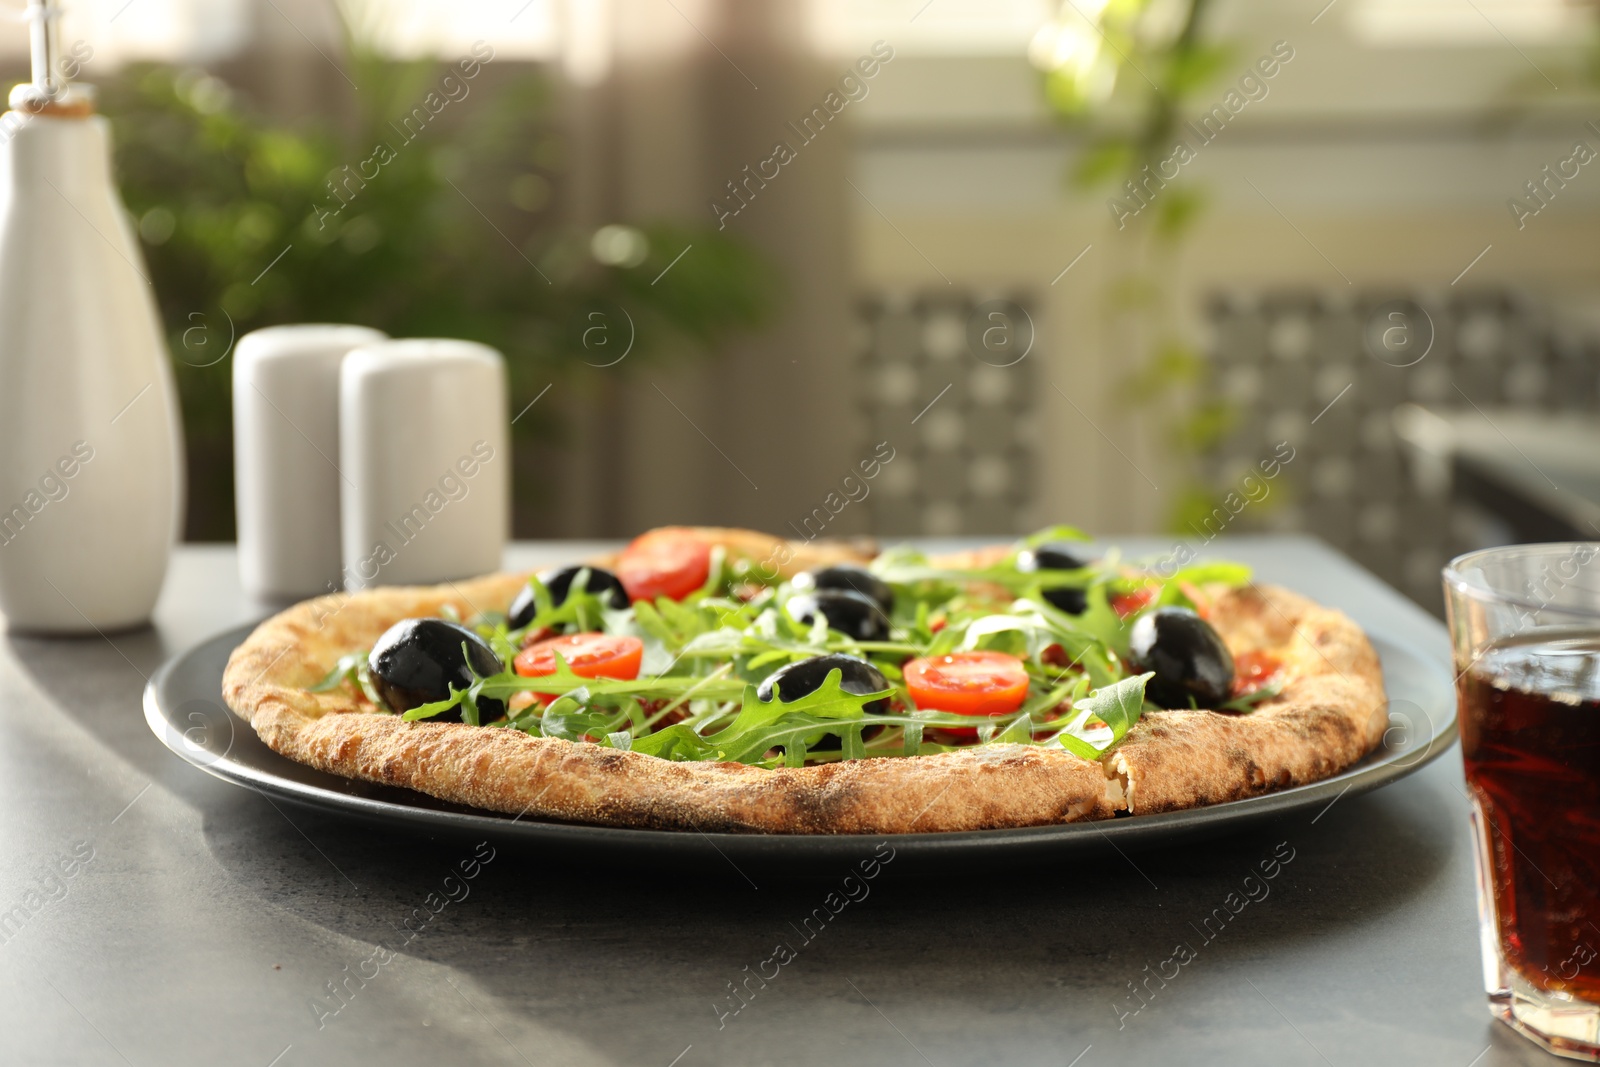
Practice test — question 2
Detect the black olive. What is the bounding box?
[786,589,891,642]
[367,618,506,721]
[1039,586,1087,615]
[1016,542,1091,615]
[1128,607,1235,709]
[757,653,891,713]
[507,564,629,628]
[1017,542,1091,572]
[792,564,894,613]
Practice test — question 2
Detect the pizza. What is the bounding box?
[221,525,1388,834]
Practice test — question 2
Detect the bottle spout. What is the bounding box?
[8,0,93,116]
[26,0,64,101]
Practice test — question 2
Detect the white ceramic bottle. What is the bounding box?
[339,339,508,590]
[234,324,386,602]
[0,13,184,633]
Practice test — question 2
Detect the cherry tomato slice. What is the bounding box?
[514,633,644,680]
[1110,585,1158,620]
[616,529,713,602]
[904,651,1030,718]
[1231,650,1282,698]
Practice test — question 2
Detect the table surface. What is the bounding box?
[1397,405,1600,537]
[0,537,1560,1067]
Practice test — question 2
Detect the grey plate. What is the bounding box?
[144,622,1456,867]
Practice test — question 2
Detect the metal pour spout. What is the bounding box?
[26,0,64,99]
[8,0,92,114]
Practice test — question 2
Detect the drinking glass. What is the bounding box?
[1445,543,1600,1061]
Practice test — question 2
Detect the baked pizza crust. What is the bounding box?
[221,527,1386,834]
[1110,583,1388,813]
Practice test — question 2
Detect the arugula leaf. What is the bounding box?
[870,542,931,571]
[627,722,717,761]
[702,670,892,765]
[690,545,731,598]
[1017,679,1077,720]
[1217,678,1283,713]
[711,672,878,735]
[1061,583,1132,658]
[630,599,674,645]
[1170,562,1252,586]
[1153,562,1254,612]
[871,527,1092,599]
[474,654,746,704]
[979,710,1036,745]
[538,698,627,741]
[960,613,1048,658]
[312,651,391,710]
[309,652,365,693]
[508,571,619,637]
[402,688,466,722]
[1080,671,1153,737]
[711,714,864,766]
[1054,672,1153,759]
[355,660,387,709]
[1020,524,1092,548]
[957,607,1116,686]
[400,640,502,722]
[627,595,755,673]
[901,714,925,755]
[458,690,482,727]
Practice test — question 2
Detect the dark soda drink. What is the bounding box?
[1460,630,1600,1000]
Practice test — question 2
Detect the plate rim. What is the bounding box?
[144,620,1458,853]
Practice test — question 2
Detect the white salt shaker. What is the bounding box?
[233,324,386,601]
[339,339,508,590]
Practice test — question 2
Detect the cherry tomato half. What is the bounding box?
[514,633,644,681]
[903,651,1030,718]
[1110,585,1158,620]
[1231,650,1282,698]
[616,528,713,602]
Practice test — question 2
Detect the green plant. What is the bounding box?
[1033,0,1254,532]
[102,53,776,539]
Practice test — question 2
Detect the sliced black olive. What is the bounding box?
[757,653,891,714]
[792,564,894,613]
[367,618,506,721]
[507,564,629,628]
[1128,607,1235,709]
[1016,542,1091,615]
[786,589,891,642]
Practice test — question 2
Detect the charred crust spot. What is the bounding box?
[782,776,856,832]
[1242,757,1264,787]
[586,749,630,774]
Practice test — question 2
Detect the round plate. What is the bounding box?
[145,622,1456,868]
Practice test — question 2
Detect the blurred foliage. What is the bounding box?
[1485,6,1600,123]
[1035,0,1273,534]
[101,51,776,538]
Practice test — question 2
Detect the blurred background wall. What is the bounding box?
[3,0,1598,613]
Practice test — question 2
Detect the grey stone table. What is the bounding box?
[0,538,1560,1066]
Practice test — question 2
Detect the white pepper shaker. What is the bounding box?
[339,339,508,590]
[233,324,386,601]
